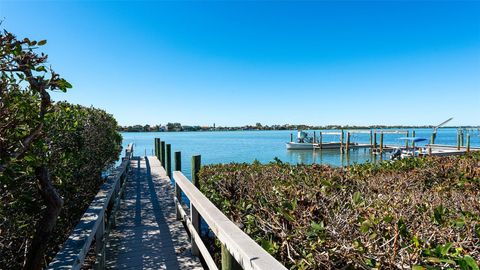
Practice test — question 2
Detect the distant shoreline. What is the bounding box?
[118,125,479,133]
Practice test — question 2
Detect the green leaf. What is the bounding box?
[360,220,371,233]
[352,191,362,205]
[412,266,425,270]
[440,243,453,257]
[38,40,47,46]
[383,215,393,223]
[462,255,479,270]
[36,66,47,72]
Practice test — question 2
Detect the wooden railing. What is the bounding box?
[153,138,287,270]
[47,144,133,270]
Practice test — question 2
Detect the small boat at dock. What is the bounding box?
[286,130,317,150]
[390,137,428,159]
[286,130,349,150]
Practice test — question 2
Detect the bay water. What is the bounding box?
[120,128,479,178]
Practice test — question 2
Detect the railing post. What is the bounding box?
[174,151,182,220]
[154,138,158,157]
[222,243,242,270]
[94,215,105,270]
[160,141,166,167]
[166,144,172,178]
[373,132,377,150]
[191,155,201,256]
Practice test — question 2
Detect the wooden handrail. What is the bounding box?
[47,143,133,270]
[173,171,287,270]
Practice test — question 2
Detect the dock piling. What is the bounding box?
[380,133,384,154]
[369,130,373,148]
[457,132,461,150]
[405,131,409,149]
[346,132,350,152]
[340,129,344,153]
[412,130,416,149]
[160,141,166,167]
[467,133,471,153]
[290,133,293,142]
[319,132,323,150]
[166,144,172,178]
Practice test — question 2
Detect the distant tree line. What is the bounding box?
[118,123,479,132]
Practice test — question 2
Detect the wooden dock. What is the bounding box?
[47,140,289,270]
[105,156,202,269]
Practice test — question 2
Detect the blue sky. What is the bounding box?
[1,1,479,126]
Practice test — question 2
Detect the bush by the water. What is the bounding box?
[0,30,122,269]
[199,154,480,269]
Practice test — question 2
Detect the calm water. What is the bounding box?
[120,128,480,178]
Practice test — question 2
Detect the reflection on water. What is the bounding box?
[286,147,390,167]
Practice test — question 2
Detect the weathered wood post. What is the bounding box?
[191,155,201,256]
[160,141,166,167]
[340,129,344,153]
[431,133,435,145]
[411,130,415,148]
[94,215,105,270]
[290,133,293,142]
[313,131,316,143]
[346,132,350,152]
[319,132,323,150]
[166,144,172,178]
[373,132,377,150]
[466,133,471,153]
[461,130,465,147]
[154,138,158,157]
[369,130,373,147]
[380,132,384,153]
[158,139,163,161]
[174,151,182,220]
[405,131,409,149]
[457,131,461,150]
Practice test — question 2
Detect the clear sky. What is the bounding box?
[1,1,479,126]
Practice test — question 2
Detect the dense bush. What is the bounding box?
[199,154,480,269]
[0,103,122,270]
[0,30,122,269]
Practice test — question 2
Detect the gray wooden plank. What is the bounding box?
[105,156,202,270]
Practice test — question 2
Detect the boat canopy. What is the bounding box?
[398,137,428,143]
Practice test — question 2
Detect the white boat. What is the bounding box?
[286,142,317,150]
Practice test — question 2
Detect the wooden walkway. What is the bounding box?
[105,156,203,269]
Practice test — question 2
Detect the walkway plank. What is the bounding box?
[105,156,202,270]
